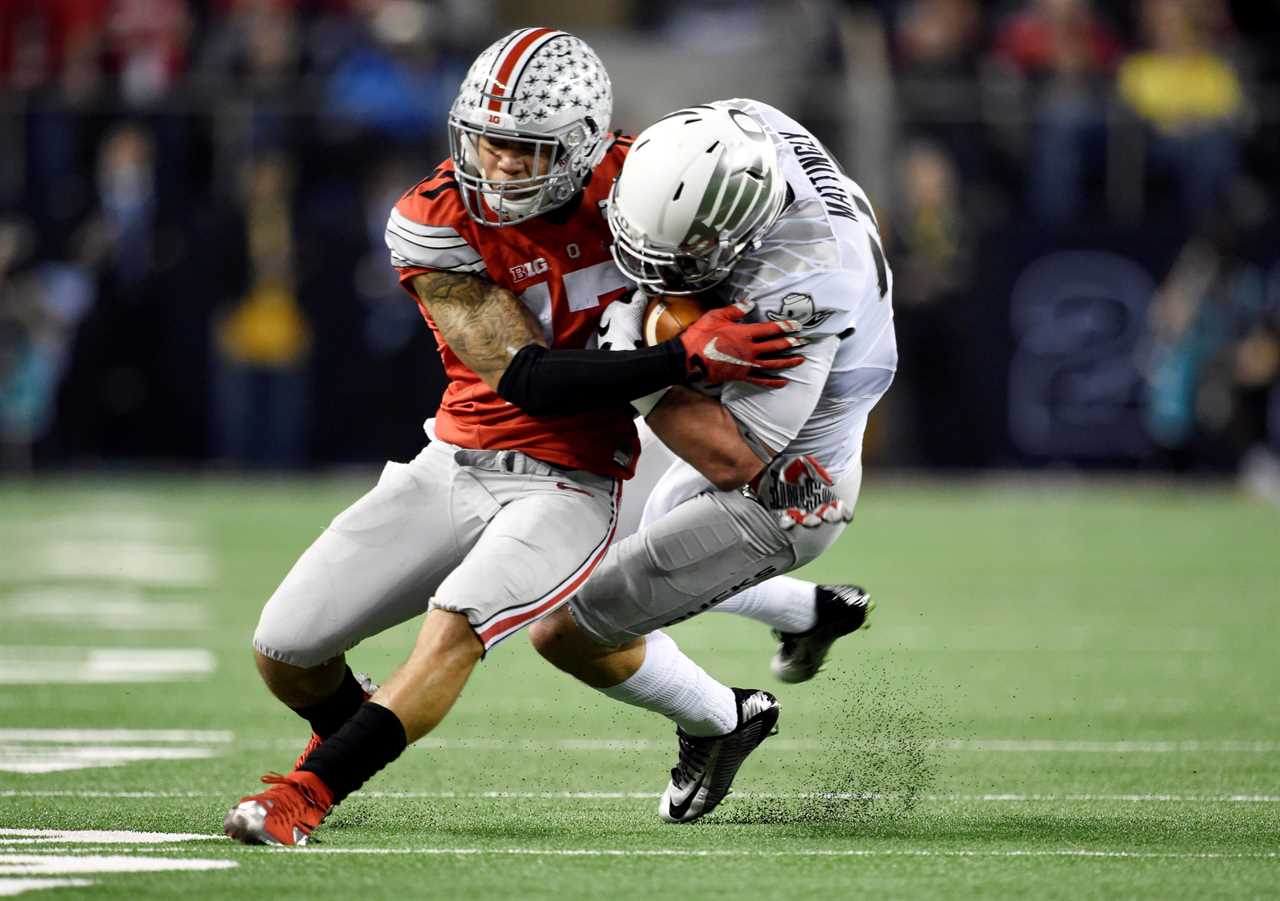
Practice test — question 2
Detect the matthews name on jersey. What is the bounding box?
[385,140,640,479]
[713,99,897,476]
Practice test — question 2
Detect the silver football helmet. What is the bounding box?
[448,28,612,226]
[608,103,786,294]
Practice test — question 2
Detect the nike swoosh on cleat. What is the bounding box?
[701,338,754,369]
[665,772,707,822]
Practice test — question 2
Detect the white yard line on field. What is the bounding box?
[934,739,1280,753]
[3,790,1277,804]
[0,731,232,774]
[0,731,232,744]
[0,879,93,896]
[275,847,1279,861]
[28,541,215,587]
[2,508,213,590]
[0,648,215,685]
[0,855,236,874]
[244,736,1280,754]
[0,746,220,775]
[1,588,210,631]
[367,791,1280,803]
[6,846,1278,863]
[0,831,222,845]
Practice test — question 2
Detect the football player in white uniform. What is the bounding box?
[530,100,896,823]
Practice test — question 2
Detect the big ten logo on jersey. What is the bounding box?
[510,257,550,281]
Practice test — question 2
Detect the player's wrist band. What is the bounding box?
[497,340,688,416]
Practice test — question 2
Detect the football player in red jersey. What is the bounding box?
[223,28,804,847]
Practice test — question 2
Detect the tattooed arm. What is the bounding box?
[410,269,691,416]
[408,270,802,416]
[409,271,545,391]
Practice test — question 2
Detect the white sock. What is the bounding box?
[600,630,738,736]
[715,575,818,633]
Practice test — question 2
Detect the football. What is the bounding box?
[642,294,717,345]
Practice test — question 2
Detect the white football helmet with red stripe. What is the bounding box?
[449,28,612,226]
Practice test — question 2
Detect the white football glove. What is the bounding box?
[597,290,672,417]
[597,289,646,351]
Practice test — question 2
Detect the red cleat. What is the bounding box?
[223,771,334,846]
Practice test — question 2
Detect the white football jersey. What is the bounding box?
[713,99,897,474]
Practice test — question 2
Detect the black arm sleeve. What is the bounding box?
[496,340,688,417]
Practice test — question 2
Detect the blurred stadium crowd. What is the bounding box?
[0,0,1277,486]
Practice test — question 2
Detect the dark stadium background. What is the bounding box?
[1,0,1277,487]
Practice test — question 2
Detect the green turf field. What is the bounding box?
[0,475,1276,899]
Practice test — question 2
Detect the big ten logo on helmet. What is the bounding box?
[510,257,550,281]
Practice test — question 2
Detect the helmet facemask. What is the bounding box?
[449,113,603,225]
[609,194,740,295]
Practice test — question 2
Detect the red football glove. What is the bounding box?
[677,300,806,387]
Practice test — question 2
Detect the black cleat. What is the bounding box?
[771,584,874,683]
[658,688,780,824]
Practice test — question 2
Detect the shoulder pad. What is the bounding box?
[386,168,484,273]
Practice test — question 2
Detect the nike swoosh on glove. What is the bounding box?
[597,289,645,351]
[678,300,805,387]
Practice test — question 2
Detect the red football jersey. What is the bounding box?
[386,138,639,480]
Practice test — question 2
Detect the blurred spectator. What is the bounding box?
[1117,0,1244,220]
[895,0,981,73]
[196,0,303,89]
[91,123,156,288]
[45,119,203,462]
[892,140,972,305]
[106,0,190,105]
[640,0,770,53]
[0,217,42,470]
[994,0,1122,78]
[194,0,307,152]
[992,0,1123,224]
[891,0,986,178]
[0,217,93,471]
[356,158,426,358]
[0,0,108,92]
[1142,199,1279,473]
[322,0,463,145]
[11,0,109,256]
[212,153,312,467]
[884,140,979,465]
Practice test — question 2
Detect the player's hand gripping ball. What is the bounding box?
[666,299,806,387]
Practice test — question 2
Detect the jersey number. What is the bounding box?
[851,194,889,300]
[518,260,633,341]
